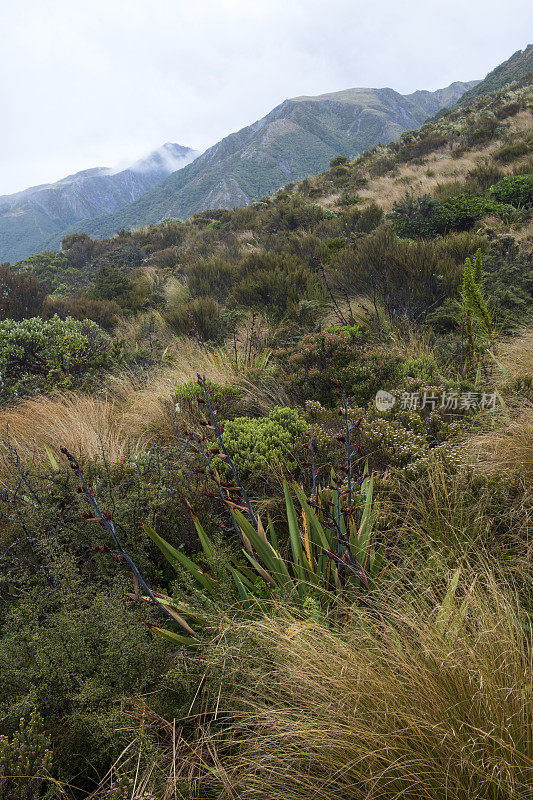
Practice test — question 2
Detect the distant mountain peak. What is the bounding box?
[127,142,199,175]
[51,79,476,245]
[0,143,198,264]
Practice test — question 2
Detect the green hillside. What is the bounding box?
[0,69,532,800]
[458,43,533,104]
[46,82,475,247]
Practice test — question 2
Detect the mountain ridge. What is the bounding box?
[0,143,198,264]
[46,80,476,247]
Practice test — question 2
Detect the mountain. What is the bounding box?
[0,143,198,264]
[47,81,477,247]
[457,43,532,105]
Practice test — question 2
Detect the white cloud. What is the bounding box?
[0,0,531,193]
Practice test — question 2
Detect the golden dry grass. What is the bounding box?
[0,393,136,475]
[0,336,282,477]
[200,576,533,800]
[495,326,533,385]
[0,339,236,473]
[470,405,533,484]
[322,110,533,214]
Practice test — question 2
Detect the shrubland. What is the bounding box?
[0,79,532,799]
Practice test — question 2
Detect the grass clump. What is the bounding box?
[202,576,533,800]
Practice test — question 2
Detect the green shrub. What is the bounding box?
[389,193,438,238]
[330,155,350,168]
[489,173,533,207]
[334,228,460,323]
[0,456,189,792]
[465,163,505,193]
[275,329,401,407]
[340,202,384,234]
[391,192,515,237]
[0,711,53,800]
[175,379,242,418]
[463,110,500,146]
[185,257,235,299]
[231,254,323,319]
[93,264,133,307]
[493,141,530,163]
[435,194,516,232]
[0,315,111,397]
[213,406,309,481]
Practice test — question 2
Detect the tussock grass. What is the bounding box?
[495,327,533,384]
[0,336,282,474]
[0,393,136,473]
[205,576,533,800]
[470,404,533,483]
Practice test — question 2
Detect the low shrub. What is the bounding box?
[0,315,112,398]
[43,296,121,331]
[165,297,228,343]
[275,329,401,407]
[185,257,236,299]
[0,265,46,321]
[489,173,533,207]
[493,141,530,163]
[333,228,460,323]
[435,193,515,232]
[390,192,515,237]
[0,711,53,800]
[213,406,309,482]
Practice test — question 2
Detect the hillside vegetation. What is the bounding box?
[44,81,476,246]
[0,76,532,800]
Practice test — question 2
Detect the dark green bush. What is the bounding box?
[391,192,515,237]
[0,453,202,792]
[185,257,235,299]
[93,265,133,307]
[0,316,111,397]
[489,173,533,207]
[330,156,350,168]
[341,202,384,234]
[389,193,438,238]
[434,193,515,233]
[231,253,323,319]
[274,329,401,407]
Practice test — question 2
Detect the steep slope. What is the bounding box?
[458,43,532,105]
[0,143,197,263]
[49,81,476,246]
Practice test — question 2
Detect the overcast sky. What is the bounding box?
[0,0,531,195]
